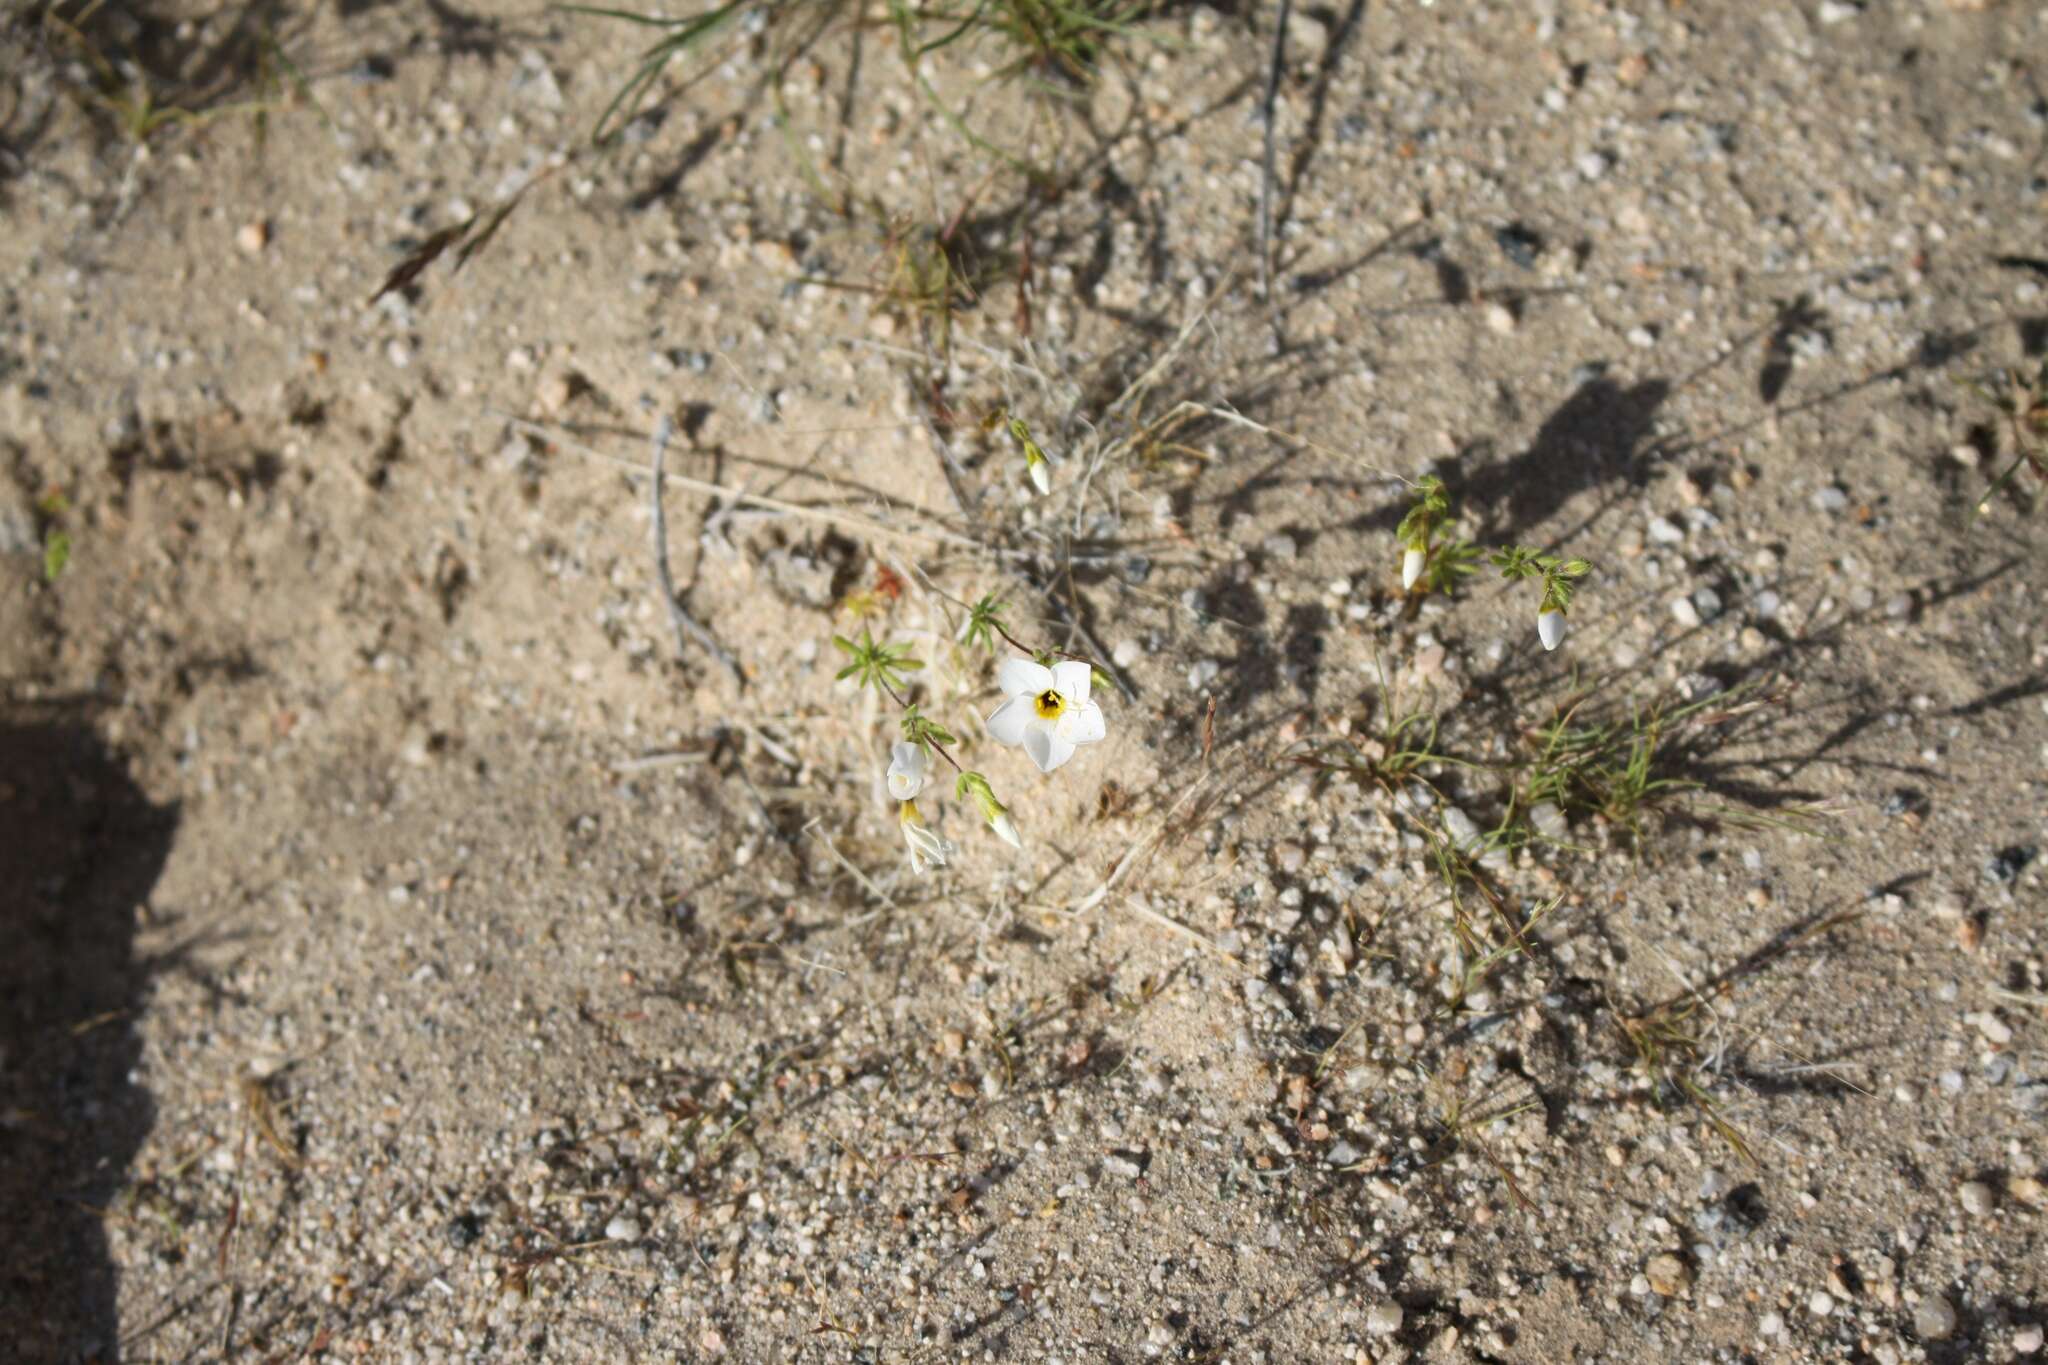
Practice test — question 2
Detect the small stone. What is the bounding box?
[1260,532,1297,560]
[604,1215,643,1243]
[1103,1151,1145,1179]
[1112,638,1143,669]
[1273,842,1307,875]
[1626,324,1657,349]
[1671,595,1703,629]
[1189,659,1222,690]
[236,220,270,254]
[1646,1253,1692,1297]
[1914,1294,1957,1341]
[1647,515,1685,545]
[1577,150,1612,181]
[1977,1013,2014,1046]
[1957,1181,1996,1216]
[2009,1176,2047,1209]
[1809,1290,1836,1318]
[1366,1303,1403,1337]
[1813,485,1850,513]
[1818,0,1861,22]
[2014,1323,2043,1355]
[1691,586,1724,621]
[1986,845,2036,884]
[1485,301,1517,334]
[1493,224,1543,269]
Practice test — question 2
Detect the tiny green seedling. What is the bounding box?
[37,490,72,583]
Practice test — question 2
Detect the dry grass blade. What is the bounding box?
[239,1072,303,1170]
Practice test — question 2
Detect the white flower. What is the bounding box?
[987,657,1106,774]
[899,800,952,874]
[1027,452,1052,496]
[990,809,1022,848]
[1401,545,1426,591]
[886,741,929,800]
[1537,609,1566,651]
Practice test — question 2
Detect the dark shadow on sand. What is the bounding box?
[1,712,177,1363]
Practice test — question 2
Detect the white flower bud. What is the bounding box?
[1401,545,1426,591]
[991,811,1022,849]
[1537,609,1565,651]
[1027,454,1052,496]
[886,741,929,800]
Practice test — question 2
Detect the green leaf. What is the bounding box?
[42,530,71,582]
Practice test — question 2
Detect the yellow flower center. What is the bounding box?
[1033,689,1066,721]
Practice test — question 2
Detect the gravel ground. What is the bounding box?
[3,1,2047,1361]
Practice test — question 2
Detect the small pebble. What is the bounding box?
[2014,1323,2043,1355]
[1957,1181,1995,1217]
[1366,1303,1403,1337]
[1914,1294,1957,1341]
[1809,1290,1836,1318]
[604,1215,643,1243]
[1112,638,1143,669]
[236,220,270,254]
[1671,595,1703,629]
[1646,1253,1692,1297]
[1813,485,1849,513]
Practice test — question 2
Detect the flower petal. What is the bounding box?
[996,657,1055,700]
[987,696,1033,746]
[1056,701,1105,746]
[1050,659,1093,707]
[1024,725,1076,773]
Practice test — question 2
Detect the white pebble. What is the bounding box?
[604,1215,643,1243]
[1366,1303,1403,1337]
[1957,1181,1995,1217]
[2013,1323,2043,1354]
[1914,1294,1957,1340]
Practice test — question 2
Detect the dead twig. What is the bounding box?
[1257,0,1291,299]
[649,416,745,688]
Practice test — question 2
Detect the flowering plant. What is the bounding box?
[833,590,1109,874]
[1393,477,1594,651]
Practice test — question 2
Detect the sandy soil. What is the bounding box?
[4,0,2047,1361]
